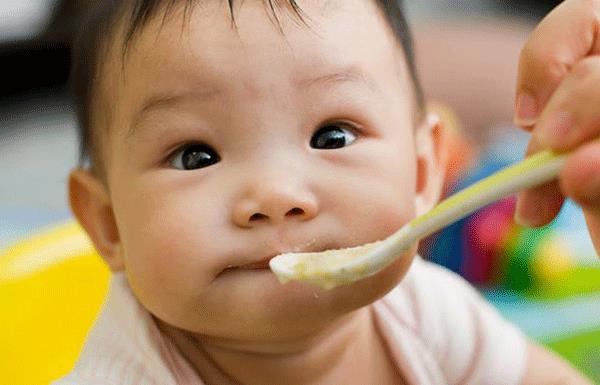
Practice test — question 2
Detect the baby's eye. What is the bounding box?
[310,124,357,150]
[170,144,221,170]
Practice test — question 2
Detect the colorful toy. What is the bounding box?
[427,129,600,294]
[424,128,600,381]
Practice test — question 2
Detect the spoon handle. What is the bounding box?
[270,149,572,288]
[384,150,568,253]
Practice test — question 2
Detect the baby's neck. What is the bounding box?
[157,307,402,385]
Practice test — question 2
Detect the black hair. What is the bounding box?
[71,0,424,169]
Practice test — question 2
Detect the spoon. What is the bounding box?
[269,149,568,289]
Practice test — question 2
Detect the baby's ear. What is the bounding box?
[415,113,448,216]
[69,170,124,272]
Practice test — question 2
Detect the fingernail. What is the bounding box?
[514,192,536,227]
[515,93,539,127]
[535,111,574,148]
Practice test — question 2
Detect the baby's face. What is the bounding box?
[93,0,436,343]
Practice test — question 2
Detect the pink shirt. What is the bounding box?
[54,258,526,385]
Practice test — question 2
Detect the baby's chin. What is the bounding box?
[324,247,417,310]
[188,248,417,342]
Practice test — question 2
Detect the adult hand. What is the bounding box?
[514,0,600,253]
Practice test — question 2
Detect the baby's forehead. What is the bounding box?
[108,0,404,100]
[118,0,381,62]
[84,0,417,169]
[104,5,400,91]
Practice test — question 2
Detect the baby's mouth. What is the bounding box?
[217,254,277,276]
[222,243,334,274]
[237,255,277,270]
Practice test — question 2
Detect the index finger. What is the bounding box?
[515,0,600,129]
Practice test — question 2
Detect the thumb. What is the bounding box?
[559,141,600,253]
[560,142,600,209]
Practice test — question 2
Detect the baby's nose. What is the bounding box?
[232,183,319,228]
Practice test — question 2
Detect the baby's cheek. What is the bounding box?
[118,202,220,320]
[334,146,416,235]
[346,185,415,241]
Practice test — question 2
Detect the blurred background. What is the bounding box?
[2,0,600,384]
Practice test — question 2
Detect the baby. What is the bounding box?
[55,0,593,384]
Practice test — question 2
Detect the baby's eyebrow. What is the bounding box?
[297,65,379,94]
[129,65,378,137]
[129,88,219,137]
